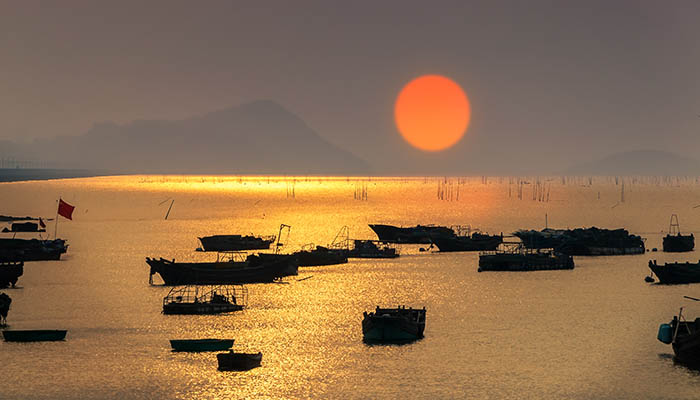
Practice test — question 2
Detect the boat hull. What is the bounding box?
[198,235,274,252]
[0,238,67,262]
[478,253,574,271]
[649,261,700,284]
[663,234,695,252]
[368,224,453,244]
[147,254,298,285]
[295,249,348,267]
[362,307,426,343]
[217,351,262,371]
[0,261,23,288]
[432,235,503,252]
[170,339,234,352]
[163,302,243,315]
[2,329,67,342]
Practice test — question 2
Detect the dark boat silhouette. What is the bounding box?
[347,240,399,259]
[217,350,262,371]
[431,226,503,252]
[294,245,348,267]
[0,238,68,262]
[162,285,247,314]
[0,261,23,288]
[362,306,426,342]
[478,243,574,271]
[658,300,700,365]
[198,234,275,252]
[170,339,234,352]
[513,227,644,256]
[2,329,67,342]
[368,224,454,244]
[663,215,694,253]
[648,260,700,284]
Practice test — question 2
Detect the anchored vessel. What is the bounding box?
[198,234,275,252]
[170,339,234,352]
[162,285,247,314]
[294,245,348,267]
[513,227,644,256]
[0,261,23,288]
[2,329,67,342]
[658,303,700,365]
[147,253,298,285]
[217,350,263,371]
[362,305,426,342]
[0,238,68,261]
[478,243,574,272]
[347,240,399,259]
[431,226,503,252]
[368,224,454,244]
[663,215,694,253]
[648,260,700,284]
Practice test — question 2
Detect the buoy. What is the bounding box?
[652,248,658,252]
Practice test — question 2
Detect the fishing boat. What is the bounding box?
[478,243,574,272]
[663,215,694,253]
[170,339,234,352]
[513,227,644,255]
[658,298,700,365]
[347,240,399,259]
[163,285,247,314]
[198,234,275,252]
[648,260,700,284]
[2,329,67,342]
[368,224,454,244]
[0,261,23,288]
[217,350,263,371]
[431,226,503,252]
[147,253,298,285]
[0,238,68,262]
[294,245,348,267]
[362,305,426,342]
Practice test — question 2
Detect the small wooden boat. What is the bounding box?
[649,260,700,284]
[431,227,503,252]
[362,305,426,342]
[198,234,275,252]
[162,285,247,315]
[2,329,67,342]
[663,215,694,252]
[347,240,399,259]
[658,300,700,365]
[369,224,454,244]
[170,338,234,352]
[217,350,262,371]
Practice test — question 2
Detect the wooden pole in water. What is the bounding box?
[54,199,59,239]
[165,199,174,220]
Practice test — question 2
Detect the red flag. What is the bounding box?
[39,218,46,228]
[58,199,75,220]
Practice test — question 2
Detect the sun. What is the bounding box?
[394,75,471,152]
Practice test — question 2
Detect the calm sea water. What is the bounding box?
[2,176,700,399]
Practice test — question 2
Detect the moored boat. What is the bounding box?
[198,234,275,252]
[0,238,68,262]
[368,224,454,244]
[170,338,234,352]
[431,227,503,252]
[163,285,247,314]
[663,215,694,253]
[347,240,399,259]
[294,245,348,267]
[513,227,644,256]
[658,301,700,365]
[478,243,574,272]
[147,253,298,285]
[0,261,23,288]
[648,260,700,284]
[2,329,67,342]
[362,305,426,342]
[217,350,263,371]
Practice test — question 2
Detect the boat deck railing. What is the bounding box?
[480,242,557,256]
[163,285,248,307]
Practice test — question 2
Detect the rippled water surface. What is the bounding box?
[3,176,700,399]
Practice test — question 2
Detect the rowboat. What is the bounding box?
[170,339,234,352]
[2,329,67,342]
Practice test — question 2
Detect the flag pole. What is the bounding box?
[54,198,59,239]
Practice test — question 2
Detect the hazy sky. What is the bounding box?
[2,1,699,173]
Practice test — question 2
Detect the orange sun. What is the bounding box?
[394,75,471,152]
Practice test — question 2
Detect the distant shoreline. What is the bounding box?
[0,168,116,183]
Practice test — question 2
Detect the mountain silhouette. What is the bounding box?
[4,100,371,175]
[566,150,700,176]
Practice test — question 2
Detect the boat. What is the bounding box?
[163,285,247,314]
[513,227,644,256]
[170,338,234,352]
[0,261,23,288]
[147,253,298,285]
[0,238,68,262]
[431,226,503,252]
[217,350,263,371]
[347,240,399,259]
[1,222,46,233]
[362,305,426,342]
[368,224,454,244]
[478,243,574,272]
[648,260,700,284]
[198,234,275,252]
[658,299,700,365]
[2,329,67,342]
[294,245,348,267]
[0,292,10,326]
[663,215,694,253]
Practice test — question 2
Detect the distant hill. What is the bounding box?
[3,100,371,175]
[566,150,700,176]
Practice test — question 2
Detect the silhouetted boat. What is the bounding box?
[658,301,700,365]
[198,234,275,252]
[478,243,574,272]
[663,215,694,253]
[217,350,263,371]
[2,329,67,342]
[513,227,644,255]
[0,261,23,288]
[163,285,247,314]
[431,227,503,252]
[648,260,700,284]
[1,222,46,233]
[147,253,298,285]
[170,339,234,352]
[362,305,426,342]
[347,240,399,259]
[294,245,348,267]
[368,224,454,244]
[0,238,68,262]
